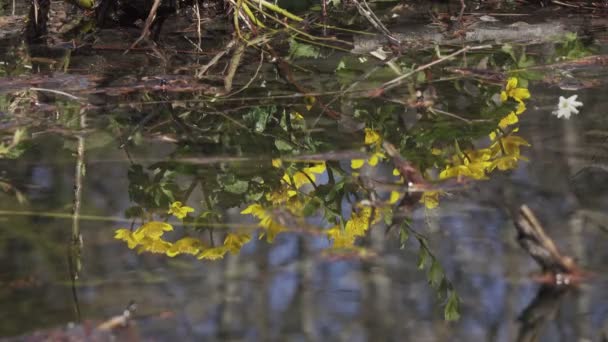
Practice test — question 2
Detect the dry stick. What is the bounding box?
[194,0,202,51]
[352,0,398,45]
[224,41,245,92]
[379,45,491,93]
[458,0,466,23]
[30,87,83,101]
[196,39,237,78]
[125,0,161,54]
[224,50,264,98]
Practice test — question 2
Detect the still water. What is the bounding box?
[1,1,608,341]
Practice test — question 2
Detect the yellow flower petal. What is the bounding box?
[351,159,365,169]
[168,201,195,219]
[420,191,440,209]
[114,228,139,249]
[364,129,381,145]
[198,247,229,260]
[224,233,252,254]
[498,112,518,129]
[166,237,203,257]
[389,191,400,204]
[133,221,173,240]
[271,159,283,168]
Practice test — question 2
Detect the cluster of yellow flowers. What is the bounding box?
[240,160,326,242]
[115,202,251,260]
[351,129,386,170]
[326,205,379,249]
[492,77,531,139]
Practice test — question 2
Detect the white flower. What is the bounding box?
[553,95,583,119]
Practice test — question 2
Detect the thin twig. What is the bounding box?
[196,39,237,78]
[30,87,83,101]
[224,50,264,97]
[380,45,491,92]
[125,0,161,53]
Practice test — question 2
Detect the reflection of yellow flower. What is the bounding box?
[351,151,386,169]
[352,129,385,169]
[115,229,139,249]
[224,233,252,254]
[115,221,174,254]
[136,237,172,254]
[167,237,204,257]
[501,77,530,103]
[168,201,194,219]
[440,149,493,180]
[272,159,283,168]
[241,204,288,242]
[420,191,440,209]
[327,205,378,249]
[364,128,381,145]
[498,112,518,129]
[389,191,400,204]
[133,221,173,240]
[282,163,326,190]
[198,247,229,260]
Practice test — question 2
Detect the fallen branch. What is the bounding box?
[514,205,587,285]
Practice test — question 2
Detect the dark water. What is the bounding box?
[1,2,608,341]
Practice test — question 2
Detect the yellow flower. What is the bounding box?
[271,159,283,168]
[326,226,357,248]
[166,237,204,257]
[326,205,377,248]
[224,233,252,254]
[198,247,229,260]
[490,155,520,171]
[389,191,401,204]
[351,159,365,169]
[351,151,385,169]
[136,237,172,254]
[498,112,518,129]
[133,221,173,240]
[364,128,381,145]
[114,229,139,249]
[241,204,288,242]
[501,135,531,156]
[168,201,195,219]
[501,77,530,103]
[420,191,440,209]
[282,163,326,189]
[115,222,174,252]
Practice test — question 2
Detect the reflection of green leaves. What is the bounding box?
[217,173,249,195]
[243,106,275,133]
[555,32,595,61]
[128,165,179,209]
[224,179,249,194]
[289,38,321,59]
[0,127,29,159]
[445,290,461,321]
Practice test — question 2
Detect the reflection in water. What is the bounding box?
[1,1,608,340]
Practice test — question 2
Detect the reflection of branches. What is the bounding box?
[517,286,570,342]
[68,108,86,322]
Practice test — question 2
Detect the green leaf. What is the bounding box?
[224,180,249,194]
[417,242,428,270]
[275,139,293,152]
[289,38,321,59]
[428,259,443,289]
[444,291,461,321]
[243,106,274,133]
